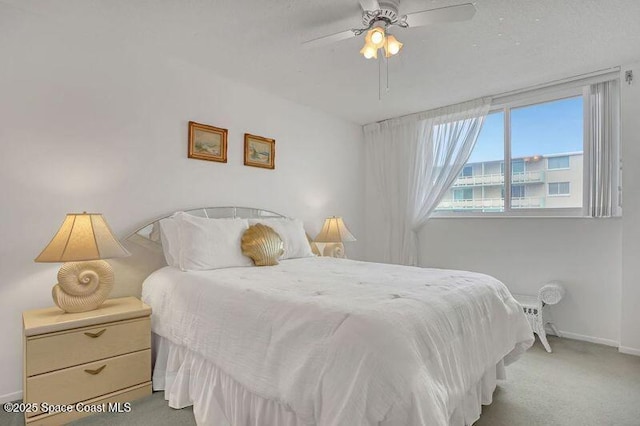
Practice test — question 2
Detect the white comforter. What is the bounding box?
[142,257,533,426]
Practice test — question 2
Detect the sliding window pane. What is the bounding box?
[510,96,583,209]
[436,111,505,212]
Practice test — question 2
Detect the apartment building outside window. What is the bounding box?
[435,90,585,215]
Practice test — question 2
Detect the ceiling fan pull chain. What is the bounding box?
[378,53,381,101]
[386,50,390,92]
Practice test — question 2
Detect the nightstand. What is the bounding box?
[22,297,152,425]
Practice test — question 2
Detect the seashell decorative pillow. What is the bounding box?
[241,224,285,266]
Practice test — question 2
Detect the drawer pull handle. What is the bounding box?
[84,329,106,338]
[84,365,106,375]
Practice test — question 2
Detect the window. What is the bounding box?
[435,88,587,216]
[548,182,570,196]
[511,185,526,198]
[502,185,526,198]
[547,156,570,169]
[453,188,473,200]
[510,96,582,210]
[460,165,473,177]
[512,160,525,174]
[435,111,505,212]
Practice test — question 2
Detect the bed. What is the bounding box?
[123,207,533,426]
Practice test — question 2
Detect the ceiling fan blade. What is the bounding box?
[359,0,380,12]
[302,29,356,49]
[404,3,476,28]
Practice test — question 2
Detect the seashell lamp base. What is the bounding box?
[321,243,346,258]
[52,260,114,313]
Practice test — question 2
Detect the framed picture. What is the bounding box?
[188,121,228,163]
[244,133,275,169]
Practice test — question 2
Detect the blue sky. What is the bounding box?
[468,96,584,163]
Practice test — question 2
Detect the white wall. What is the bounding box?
[620,61,640,356]
[363,68,638,350]
[417,218,622,346]
[0,13,364,400]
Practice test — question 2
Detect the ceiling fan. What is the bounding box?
[303,0,476,59]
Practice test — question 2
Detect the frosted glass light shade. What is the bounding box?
[368,27,385,48]
[35,213,130,262]
[314,216,356,243]
[384,35,403,57]
[360,42,378,59]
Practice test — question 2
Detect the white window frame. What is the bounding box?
[433,85,587,218]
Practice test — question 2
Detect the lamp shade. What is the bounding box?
[314,216,356,243]
[35,213,130,263]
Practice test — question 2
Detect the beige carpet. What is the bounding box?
[475,336,640,426]
[3,336,639,425]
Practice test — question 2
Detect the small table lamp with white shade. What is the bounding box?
[314,216,356,258]
[34,212,130,313]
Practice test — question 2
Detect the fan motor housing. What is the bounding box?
[362,0,399,26]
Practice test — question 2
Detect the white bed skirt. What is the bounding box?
[152,333,505,426]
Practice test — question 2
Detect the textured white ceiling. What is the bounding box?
[3,0,640,124]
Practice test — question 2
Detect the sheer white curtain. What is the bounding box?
[364,98,490,265]
[586,79,621,217]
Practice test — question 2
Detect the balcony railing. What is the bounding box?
[453,171,545,187]
[437,197,545,210]
[512,171,545,184]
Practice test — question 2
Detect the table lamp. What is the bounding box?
[314,216,356,258]
[34,212,130,313]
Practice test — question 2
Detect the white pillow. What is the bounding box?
[159,217,180,268]
[248,218,314,259]
[175,212,253,271]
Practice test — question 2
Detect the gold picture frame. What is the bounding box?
[244,133,275,169]
[188,121,228,163]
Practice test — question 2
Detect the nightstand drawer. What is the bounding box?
[25,349,150,418]
[26,383,151,426]
[26,317,150,377]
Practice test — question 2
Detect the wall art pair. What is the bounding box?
[187,121,275,170]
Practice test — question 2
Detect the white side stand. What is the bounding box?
[513,282,565,353]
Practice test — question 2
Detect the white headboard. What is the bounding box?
[110,207,287,298]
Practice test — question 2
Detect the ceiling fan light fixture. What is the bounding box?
[368,25,386,48]
[360,42,378,59]
[384,34,403,57]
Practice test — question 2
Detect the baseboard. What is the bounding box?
[556,330,619,347]
[0,390,22,404]
[619,346,640,356]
